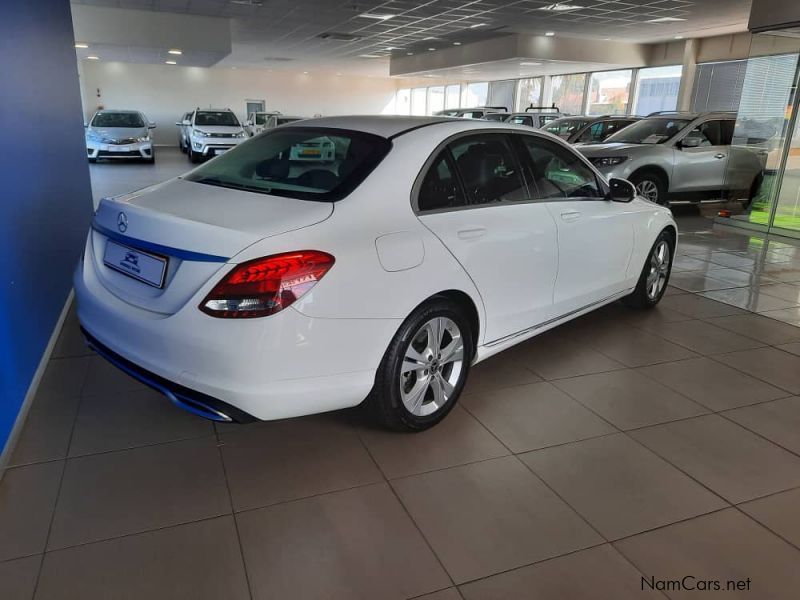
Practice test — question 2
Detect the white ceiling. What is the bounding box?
[71,0,753,76]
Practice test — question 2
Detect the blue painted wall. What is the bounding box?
[0,1,93,454]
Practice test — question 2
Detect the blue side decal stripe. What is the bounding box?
[92,222,230,263]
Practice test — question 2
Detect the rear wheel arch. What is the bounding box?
[431,290,480,356]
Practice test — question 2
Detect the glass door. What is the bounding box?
[771,106,800,233]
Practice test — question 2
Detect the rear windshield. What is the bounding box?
[276,118,301,126]
[195,111,240,126]
[91,112,144,128]
[183,127,392,202]
[605,118,691,144]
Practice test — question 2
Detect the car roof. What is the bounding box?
[644,111,736,120]
[289,116,456,138]
[196,108,234,113]
[95,109,141,114]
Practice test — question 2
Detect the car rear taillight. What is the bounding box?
[200,250,334,318]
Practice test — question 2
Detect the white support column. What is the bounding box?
[676,39,699,112]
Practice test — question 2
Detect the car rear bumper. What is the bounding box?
[73,253,400,422]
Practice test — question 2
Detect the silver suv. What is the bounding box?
[578,111,764,206]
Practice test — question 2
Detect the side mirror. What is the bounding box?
[84,123,88,128]
[174,122,182,126]
[245,120,253,126]
[680,137,701,149]
[608,178,636,203]
[148,122,156,129]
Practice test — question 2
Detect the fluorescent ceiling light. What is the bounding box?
[674,35,685,39]
[406,52,414,55]
[520,61,542,66]
[470,23,487,28]
[545,31,555,36]
[538,3,584,11]
[453,41,461,45]
[428,47,436,51]
[86,55,100,60]
[74,42,89,49]
[303,71,309,74]
[165,60,177,65]
[358,54,383,58]
[168,49,182,55]
[358,13,395,20]
[647,17,687,23]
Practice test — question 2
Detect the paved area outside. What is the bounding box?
[3,149,800,599]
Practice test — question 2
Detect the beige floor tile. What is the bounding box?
[724,396,800,455]
[392,457,603,583]
[633,319,764,355]
[462,382,616,453]
[714,346,800,395]
[359,406,508,479]
[463,354,541,395]
[237,483,450,600]
[220,415,382,511]
[740,488,800,548]
[36,517,249,600]
[661,294,746,319]
[615,509,800,599]
[555,369,707,430]
[460,544,662,600]
[505,334,624,380]
[520,434,726,539]
[630,415,800,503]
[706,313,800,345]
[0,555,40,600]
[637,357,788,411]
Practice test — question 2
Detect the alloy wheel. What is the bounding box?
[400,316,465,417]
[646,240,671,300]
[636,179,659,203]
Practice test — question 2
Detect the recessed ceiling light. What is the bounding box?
[674,35,685,39]
[520,61,542,66]
[545,31,555,36]
[406,52,414,55]
[470,23,487,28]
[538,3,584,11]
[453,41,461,45]
[168,49,182,55]
[336,72,342,76]
[358,13,395,20]
[428,47,436,51]
[647,17,687,23]
[165,60,177,65]
[86,55,100,60]
[423,36,436,41]
[74,42,89,49]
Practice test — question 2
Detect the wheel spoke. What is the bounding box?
[402,346,427,374]
[440,338,464,365]
[437,374,455,398]
[405,378,429,414]
[429,376,445,405]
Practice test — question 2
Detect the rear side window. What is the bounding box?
[509,115,534,127]
[449,134,527,206]
[184,127,391,202]
[685,121,722,146]
[518,136,603,200]
[418,151,466,211]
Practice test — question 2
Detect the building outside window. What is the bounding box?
[551,73,586,115]
[427,86,445,115]
[411,87,427,116]
[634,65,683,115]
[462,82,489,107]
[515,77,543,111]
[586,69,633,115]
[692,60,748,112]
[395,89,411,115]
[445,84,461,109]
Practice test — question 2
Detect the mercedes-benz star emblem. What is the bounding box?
[117,212,128,233]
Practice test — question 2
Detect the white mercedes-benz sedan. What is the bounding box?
[74,116,677,431]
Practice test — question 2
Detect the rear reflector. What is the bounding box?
[200,250,334,318]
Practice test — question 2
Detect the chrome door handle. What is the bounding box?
[560,210,581,222]
[714,153,726,159]
[457,227,487,240]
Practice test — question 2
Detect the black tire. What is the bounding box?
[367,298,474,431]
[179,139,186,154]
[630,170,668,206]
[144,149,155,164]
[624,229,675,309]
[189,149,201,164]
[88,158,97,164]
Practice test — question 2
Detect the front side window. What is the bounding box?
[195,111,240,127]
[509,115,534,127]
[605,118,691,144]
[183,127,391,202]
[449,134,526,206]
[255,114,267,125]
[92,112,145,128]
[684,121,722,146]
[417,151,466,212]
[519,136,603,200]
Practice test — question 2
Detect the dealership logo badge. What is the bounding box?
[117,212,128,233]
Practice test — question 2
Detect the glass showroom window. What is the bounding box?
[516,77,543,111]
[586,69,633,115]
[634,65,683,115]
[551,73,586,115]
[462,82,489,107]
[411,88,427,116]
[427,86,445,115]
[396,89,411,115]
[445,84,461,109]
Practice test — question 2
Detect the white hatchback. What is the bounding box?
[74,116,677,430]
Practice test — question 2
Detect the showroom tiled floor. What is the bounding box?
[3,151,800,598]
